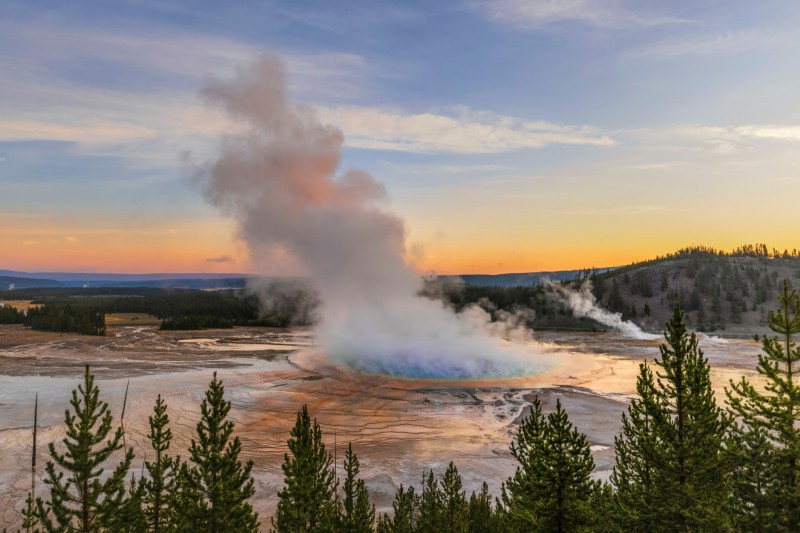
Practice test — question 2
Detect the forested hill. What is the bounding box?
[588,244,800,335]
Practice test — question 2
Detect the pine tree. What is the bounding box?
[274,404,338,532]
[467,482,495,533]
[34,365,134,532]
[143,394,178,532]
[376,485,418,533]
[21,492,38,533]
[418,469,443,531]
[610,362,660,528]
[112,475,147,532]
[727,280,800,530]
[339,443,375,533]
[611,305,731,531]
[440,462,469,533]
[178,372,258,532]
[501,397,598,531]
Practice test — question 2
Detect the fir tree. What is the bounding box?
[339,443,375,533]
[612,306,731,531]
[727,280,800,530]
[274,404,338,532]
[501,397,597,532]
[178,372,258,532]
[143,394,178,532]
[34,365,134,532]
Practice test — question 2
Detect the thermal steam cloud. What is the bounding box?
[552,280,660,340]
[197,54,548,379]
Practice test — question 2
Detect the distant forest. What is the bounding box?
[0,283,317,333]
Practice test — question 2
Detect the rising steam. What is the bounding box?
[554,280,659,340]
[197,55,546,379]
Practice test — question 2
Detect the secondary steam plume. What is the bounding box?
[554,280,659,340]
[198,54,545,379]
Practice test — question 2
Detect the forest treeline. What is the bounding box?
[0,282,317,332]
[12,281,800,531]
[0,303,105,335]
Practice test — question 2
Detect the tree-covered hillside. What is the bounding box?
[589,244,800,334]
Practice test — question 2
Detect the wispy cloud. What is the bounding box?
[205,255,234,263]
[555,205,675,216]
[669,124,800,154]
[623,29,792,61]
[619,123,800,157]
[317,105,615,153]
[0,120,158,146]
[474,0,687,29]
[0,20,372,102]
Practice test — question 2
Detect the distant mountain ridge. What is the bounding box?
[0,270,249,281]
[0,268,604,290]
[443,268,613,287]
[0,270,254,290]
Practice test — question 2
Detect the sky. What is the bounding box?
[2,0,800,275]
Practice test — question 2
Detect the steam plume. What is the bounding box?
[554,280,659,340]
[198,55,545,379]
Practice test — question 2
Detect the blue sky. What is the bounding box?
[3,1,800,273]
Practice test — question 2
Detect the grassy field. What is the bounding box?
[0,300,35,311]
[105,313,161,326]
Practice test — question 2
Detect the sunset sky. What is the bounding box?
[3,1,800,275]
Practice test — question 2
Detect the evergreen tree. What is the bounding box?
[376,485,418,533]
[274,404,338,532]
[178,372,258,532]
[418,469,444,531]
[339,443,375,533]
[590,483,616,533]
[727,280,800,530]
[611,306,731,531]
[21,492,38,533]
[34,365,134,532]
[143,394,178,532]
[501,397,597,532]
[467,482,494,533]
[440,462,469,533]
[113,475,147,532]
[610,363,658,528]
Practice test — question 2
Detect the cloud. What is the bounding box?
[667,124,800,154]
[619,123,800,157]
[623,29,791,61]
[205,255,234,263]
[474,0,686,29]
[317,105,615,153]
[0,20,374,103]
[0,119,158,146]
[556,205,674,216]
[0,19,378,164]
